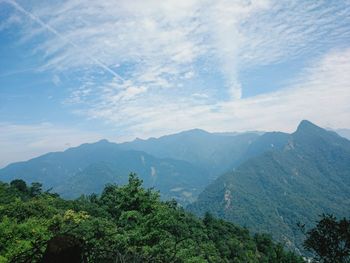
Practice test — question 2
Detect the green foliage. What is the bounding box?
[10,179,27,193]
[0,174,304,262]
[29,182,43,197]
[302,214,350,263]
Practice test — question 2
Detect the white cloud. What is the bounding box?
[80,47,350,139]
[10,0,350,99]
[217,48,350,132]
[200,0,271,99]
[240,1,350,66]
[6,0,348,100]
[2,0,350,144]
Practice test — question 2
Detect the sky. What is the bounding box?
[0,0,350,167]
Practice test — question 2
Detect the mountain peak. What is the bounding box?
[296,120,323,133]
[164,128,210,138]
[183,128,210,135]
[293,120,347,144]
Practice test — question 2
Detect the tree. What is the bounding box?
[0,175,305,263]
[10,179,27,193]
[303,214,350,263]
[30,182,43,197]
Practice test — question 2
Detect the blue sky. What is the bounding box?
[0,0,350,167]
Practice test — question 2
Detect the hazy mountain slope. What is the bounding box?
[120,129,261,176]
[237,131,290,163]
[188,120,350,251]
[0,140,122,186]
[334,128,350,140]
[0,140,209,204]
[0,129,265,204]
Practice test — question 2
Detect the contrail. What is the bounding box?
[5,0,125,82]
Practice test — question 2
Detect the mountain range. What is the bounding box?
[0,129,261,204]
[0,139,211,204]
[120,129,261,177]
[0,120,349,251]
[188,120,350,251]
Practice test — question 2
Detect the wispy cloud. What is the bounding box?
[5,0,124,82]
[81,47,350,139]
[239,1,350,66]
[8,0,349,95]
[1,0,350,141]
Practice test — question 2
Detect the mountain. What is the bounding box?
[188,120,350,252]
[1,120,349,252]
[0,139,209,204]
[237,131,290,162]
[120,129,261,177]
[0,129,263,204]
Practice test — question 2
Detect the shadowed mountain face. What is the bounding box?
[120,129,261,177]
[0,130,262,204]
[0,140,210,204]
[188,120,350,251]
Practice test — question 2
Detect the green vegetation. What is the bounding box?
[0,175,304,262]
[300,214,350,263]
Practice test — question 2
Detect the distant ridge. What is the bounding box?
[0,139,209,204]
[120,129,262,176]
[0,128,262,204]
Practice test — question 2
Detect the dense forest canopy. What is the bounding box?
[0,175,304,263]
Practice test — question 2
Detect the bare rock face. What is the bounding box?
[224,189,232,209]
[41,235,85,263]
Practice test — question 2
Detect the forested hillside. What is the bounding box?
[188,121,350,252]
[0,175,304,263]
